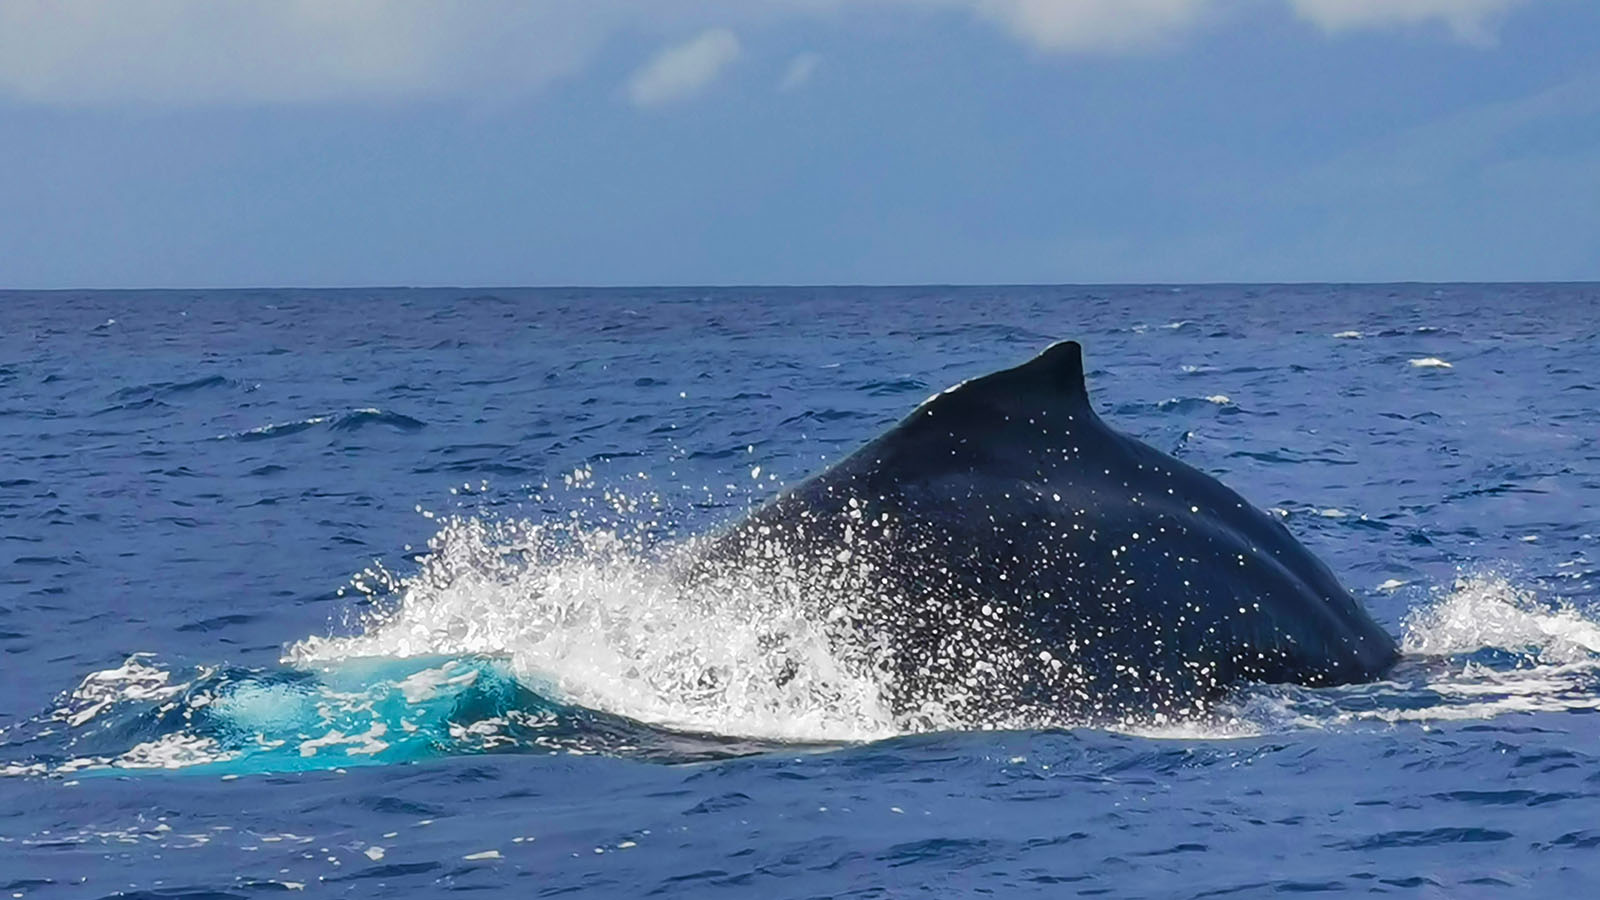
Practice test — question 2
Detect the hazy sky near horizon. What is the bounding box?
[1,0,1596,288]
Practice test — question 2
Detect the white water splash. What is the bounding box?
[290,515,901,743]
[1403,575,1600,662]
[1350,575,1600,723]
[27,525,1600,777]
[292,503,1600,744]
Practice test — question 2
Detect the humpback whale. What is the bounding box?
[701,341,1398,724]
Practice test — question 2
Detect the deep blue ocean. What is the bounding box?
[2,285,1598,897]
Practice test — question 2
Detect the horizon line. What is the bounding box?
[4,279,1599,293]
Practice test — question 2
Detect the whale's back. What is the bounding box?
[706,342,1398,719]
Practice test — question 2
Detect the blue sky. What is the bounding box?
[0,0,1595,287]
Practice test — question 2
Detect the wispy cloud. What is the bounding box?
[0,1,1550,107]
[0,0,616,105]
[627,28,743,108]
[1288,71,1600,198]
[1288,0,1531,44]
[779,52,822,91]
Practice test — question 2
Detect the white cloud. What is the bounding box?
[969,0,1210,51]
[627,28,743,107]
[0,0,619,105]
[779,52,822,91]
[0,0,1549,107]
[1288,0,1531,43]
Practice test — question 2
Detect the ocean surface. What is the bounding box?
[1,284,1598,897]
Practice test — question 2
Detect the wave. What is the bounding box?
[109,374,234,401]
[5,497,1598,779]
[1227,575,1600,728]
[222,408,426,441]
[1110,396,1238,416]
[0,654,777,778]
[857,377,930,397]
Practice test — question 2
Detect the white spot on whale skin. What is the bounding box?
[1409,357,1453,369]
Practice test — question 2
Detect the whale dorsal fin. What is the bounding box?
[1012,340,1088,401]
[921,341,1092,420]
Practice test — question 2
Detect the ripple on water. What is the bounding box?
[109,375,235,401]
[224,408,426,441]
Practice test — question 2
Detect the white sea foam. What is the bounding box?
[298,723,389,758]
[114,734,234,770]
[54,654,188,729]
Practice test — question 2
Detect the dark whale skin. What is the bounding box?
[702,342,1399,722]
